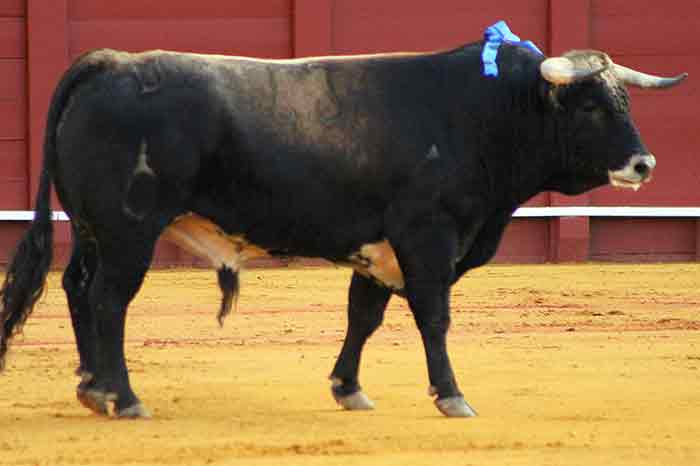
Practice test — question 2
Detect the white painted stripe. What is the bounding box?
[0,207,699,222]
[0,211,70,221]
[513,207,700,218]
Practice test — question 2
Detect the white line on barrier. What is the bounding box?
[0,211,70,221]
[1,207,699,222]
[513,207,700,218]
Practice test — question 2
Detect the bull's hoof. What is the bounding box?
[434,396,478,418]
[330,377,375,410]
[76,370,94,383]
[76,389,109,416]
[117,403,151,419]
[334,390,375,410]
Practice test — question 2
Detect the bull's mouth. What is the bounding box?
[608,153,656,191]
[608,173,644,191]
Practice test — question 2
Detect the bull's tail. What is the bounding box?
[0,49,111,370]
[0,167,53,370]
[217,266,240,326]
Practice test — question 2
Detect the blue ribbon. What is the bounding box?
[482,20,543,77]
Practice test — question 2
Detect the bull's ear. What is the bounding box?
[538,78,564,111]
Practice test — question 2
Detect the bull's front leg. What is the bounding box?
[407,279,476,417]
[389,210,477,417]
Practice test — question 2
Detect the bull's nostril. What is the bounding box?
[634,163,650,177]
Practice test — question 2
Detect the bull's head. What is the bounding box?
[539,50,686,194]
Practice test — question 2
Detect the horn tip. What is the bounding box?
[669,72,689,87]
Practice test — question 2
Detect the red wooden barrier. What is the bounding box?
[1,0,698,266]
[293,0,332,57]
[0,2,27,211]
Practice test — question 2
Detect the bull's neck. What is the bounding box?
[494,112,561,206]
[445,49,563,209]
[451,102,562,211]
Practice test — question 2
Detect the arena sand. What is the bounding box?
[1,263,699,465]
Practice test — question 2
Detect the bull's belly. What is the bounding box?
[162,213,405,290]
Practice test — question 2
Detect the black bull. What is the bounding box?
[0,42,686,418]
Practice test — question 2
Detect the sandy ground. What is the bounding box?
[1,263,699,465]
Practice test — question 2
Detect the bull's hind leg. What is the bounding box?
[78,232,158,418]
[330,272,391,410]
[62,227,102,412]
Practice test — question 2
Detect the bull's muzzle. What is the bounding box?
[609,154,656,191]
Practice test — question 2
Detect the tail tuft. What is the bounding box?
[216,266,239,327]
[0,211,53,370]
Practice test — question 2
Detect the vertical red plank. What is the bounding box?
[548,0,591,55]
[293,0,332,57]
[548,216,591,263]
[27,0,68,205]
[547,0,592,262]
[27,0,71,267]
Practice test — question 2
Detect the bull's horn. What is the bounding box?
[540,57,608,85]
[613,64,688,89]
